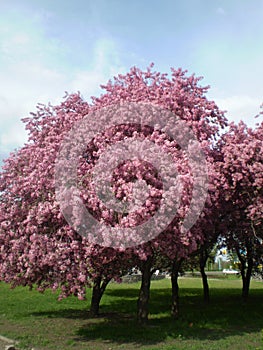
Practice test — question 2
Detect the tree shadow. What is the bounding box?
[31,286,263,348]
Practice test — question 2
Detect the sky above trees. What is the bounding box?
[1,0,263,164]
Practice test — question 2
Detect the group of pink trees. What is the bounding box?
[0,65,262,323]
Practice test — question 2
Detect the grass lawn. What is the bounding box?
[0,277,263,349]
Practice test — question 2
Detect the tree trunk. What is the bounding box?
[89,276,110,317]
[200,249,210,303]
[137,256,153,325]
[236,242,254,303]
[241,257,253,302]
[171,259,182,319]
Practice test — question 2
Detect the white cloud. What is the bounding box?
[0,122,28,149]
[0,60,70,153]
[216,7,226,15]
[215,95,262,127]
[71,38,126,100]
[0,15,126,164]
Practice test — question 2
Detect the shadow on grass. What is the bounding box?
[31,287,263,347]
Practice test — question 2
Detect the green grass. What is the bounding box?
[0,277,263,349]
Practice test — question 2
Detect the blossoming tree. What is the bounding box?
[217,120,263,300]
[0,64,227,323]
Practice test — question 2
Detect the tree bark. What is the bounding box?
[200,249,210,303]
[89,276,110,317]
[241,257,253,302]
[236,245,253,302]
[137,256,153,325]
[171,259,182,319]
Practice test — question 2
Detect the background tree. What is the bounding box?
[217,121,263,300]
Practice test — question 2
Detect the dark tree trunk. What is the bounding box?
[137,256,153,325]
[171,259,182,319]
[236,244,254,302]
[200,249,210,303]
[241,257,253,302]
[89,276,110,317]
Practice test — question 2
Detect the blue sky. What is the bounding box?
[1,0,263,164]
